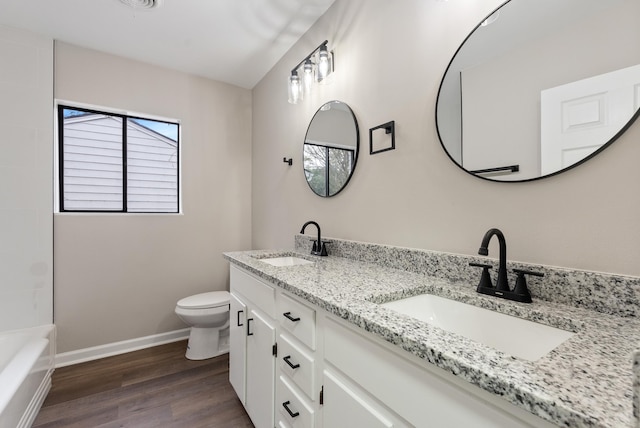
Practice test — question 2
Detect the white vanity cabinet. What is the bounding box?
[229,265,277,428]
[228,264,555,428]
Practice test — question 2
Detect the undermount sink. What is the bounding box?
[381,294,574,361]
[259,256,314,267]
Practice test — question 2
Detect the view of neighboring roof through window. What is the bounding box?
[58,105,180,213]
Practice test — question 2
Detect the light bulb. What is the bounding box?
[288,72,302,104]
[316,45,332,82]
[302,59,314,96]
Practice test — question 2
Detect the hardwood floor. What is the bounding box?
[33,340,253,428]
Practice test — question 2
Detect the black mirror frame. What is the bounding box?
[434,0,640,183]
[303,100,360,197]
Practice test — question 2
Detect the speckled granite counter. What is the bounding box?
[224,237,640,428]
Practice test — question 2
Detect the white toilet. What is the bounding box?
[175,290,230,360]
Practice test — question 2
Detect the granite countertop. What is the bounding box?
[224,249,639,428]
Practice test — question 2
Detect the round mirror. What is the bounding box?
[436,0,640,182]
[303,101,359,197]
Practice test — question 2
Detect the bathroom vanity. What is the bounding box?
[225,237,640,428]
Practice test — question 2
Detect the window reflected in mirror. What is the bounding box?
[303,101,359,197]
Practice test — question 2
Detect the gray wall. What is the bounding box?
[0,25,53,332]
[54,43,252,353]
[251,0,640,277]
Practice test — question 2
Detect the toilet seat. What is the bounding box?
[176,291,229,310]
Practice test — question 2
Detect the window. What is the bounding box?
[303,143,354,197]
[57,105,180,213]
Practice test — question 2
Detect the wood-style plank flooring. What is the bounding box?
[33,340,253,428]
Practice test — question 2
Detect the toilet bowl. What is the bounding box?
[175,291,230,360]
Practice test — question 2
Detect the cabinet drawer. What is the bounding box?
[279,333,316,400]
[278,293,316,350]
[276,374,315,428]
[230,265,275,318]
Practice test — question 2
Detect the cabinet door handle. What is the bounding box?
[282,401,300,418]
[236,310,243,327]
[283,355,300,369]
[283,312,301,322]
[247,318,254,336]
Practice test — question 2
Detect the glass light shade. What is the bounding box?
[302,60,314,96]
[316,47,332,82]
[288,72,302,104]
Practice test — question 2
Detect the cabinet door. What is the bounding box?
[229,292,247,404]
[246,308,276,428]
[322,369,395,428]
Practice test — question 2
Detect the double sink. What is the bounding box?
[256,254,574,362]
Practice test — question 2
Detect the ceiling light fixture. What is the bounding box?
[288,40,334,104]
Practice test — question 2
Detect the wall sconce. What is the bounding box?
[288,40,334,104]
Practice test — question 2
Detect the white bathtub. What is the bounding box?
[0,325,55,428]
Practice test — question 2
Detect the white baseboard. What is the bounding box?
[55,328,190,368]
[18,371,51,428]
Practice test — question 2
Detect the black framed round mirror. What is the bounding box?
[303,100,359,197]
[436,0,640,182]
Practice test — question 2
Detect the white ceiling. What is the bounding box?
[0,0,336,89]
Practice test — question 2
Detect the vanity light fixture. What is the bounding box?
[288,40,334,104]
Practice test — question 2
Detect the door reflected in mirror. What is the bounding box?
[436,0,640,182]
[304,101,359,197]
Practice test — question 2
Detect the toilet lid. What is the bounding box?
[177,291,230,309]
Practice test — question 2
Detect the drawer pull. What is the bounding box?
[236,310,243,327]
[282,401,300,418]
[247,318,254,336]
[283,312,301,322]
[283,355,300,369]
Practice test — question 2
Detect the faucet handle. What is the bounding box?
[469,262,493,290]
[513,268,544,277]
[319,241,331,256]
[512,269,543,302]
[310,240,331,256]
